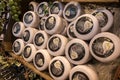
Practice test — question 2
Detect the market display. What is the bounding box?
[12,1,118,80]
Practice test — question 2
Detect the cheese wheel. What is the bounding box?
[74,14,100,40]
[49,1,64,16]
[89,32,120,62]
[29,1,39,12]
[12,22,25,37]
[23,11,39,28]
[69,65,99,80]
[33,49,51,71]
[47,34,68,56]
[38,17,47,30]
[22,28,38,44]
[22,44,37,62]
[63,1,81,22]
[65,38,91,65]
[33,30,49,49]
[67,21,77,39]
[12,39,25,55]
[44,14,65,35]
[92,9,113,32]
[49,56,71,80]
[36,2,48,17]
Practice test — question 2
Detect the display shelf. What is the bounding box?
[58,0,119,2]
[1,1,120,80]
[8,51,53,80]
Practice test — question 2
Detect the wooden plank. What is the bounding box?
[58,0,119,2]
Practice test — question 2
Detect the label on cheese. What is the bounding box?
[35,52,44,67]
[38,4,44,15]
[65,4,78,19]
[23,30,30,42]
[39,18,46,30]
[38,8,42,14]
[50,3,60,14]
[49,37,61,52]
[34,33,44,46]
[50,60,64,77]
[45,16,56,30]
[65,10,70,16]
[23,46,32,58]
[68,43,85,61]
[76,17,93,34]
[72,71,89,80]
[37,4,47,15]
[13,23,20,34]
[24,13,33,24]
[92,11,108,28]
[92,37,114,58]
[13,41,20,53]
